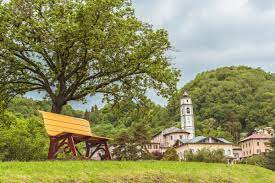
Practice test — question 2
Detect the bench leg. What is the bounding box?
[48,137,57,160]
[104,142,112,160]
[67,135,77,156]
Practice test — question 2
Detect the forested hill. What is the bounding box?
[167,66,275,142]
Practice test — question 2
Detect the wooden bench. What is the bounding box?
[39,111,111,160]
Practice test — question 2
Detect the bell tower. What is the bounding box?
[180,91,195,139]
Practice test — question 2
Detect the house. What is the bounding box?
[151,127,190,153]
[174,136,234,161]
[239,133,273,158]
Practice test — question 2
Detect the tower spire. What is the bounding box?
[180,91,195,139]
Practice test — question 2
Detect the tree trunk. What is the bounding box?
[51,103,63,114]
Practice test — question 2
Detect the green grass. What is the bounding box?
[0,161,274,183]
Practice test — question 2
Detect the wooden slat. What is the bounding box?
[39,111,92,137]
[40,111,90,126]
[44,119,91,132]
[45,125,92,136]
[47,130,63,136]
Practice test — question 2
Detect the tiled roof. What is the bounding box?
[239,133,272,142]
[188,136,207,143]
[217,138,231,144]
[177,136,231,144]
[162,127,189,136]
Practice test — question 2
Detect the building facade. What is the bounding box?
[174,136,234,160]
[239,133,273,158]
[151,127,190,153]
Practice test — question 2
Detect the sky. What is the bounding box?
[28,0,275,110]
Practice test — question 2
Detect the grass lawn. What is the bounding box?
[0,161,274,183]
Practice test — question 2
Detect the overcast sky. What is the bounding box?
[28,0,275,110]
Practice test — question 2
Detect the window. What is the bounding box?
[228,150,231,155]
[170,136,173,140]
[248,142,250,147]
[148,145,151,149]
[187,100,189,103]
[257,149,261,154]
[246,144,247,148]
[154,145,158,149]
[257,142,260,146]
[249,150,251,154]
[186,107,191,114]
[180,135,183,139]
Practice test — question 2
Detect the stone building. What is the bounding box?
[174,136,234,161]
[239,133,273,158]
[150,127,190,153]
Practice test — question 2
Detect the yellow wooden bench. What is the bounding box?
[39,111,111,160]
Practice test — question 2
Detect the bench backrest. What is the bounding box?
[39,111,92,137]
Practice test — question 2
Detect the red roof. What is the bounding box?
[240,133,272,142]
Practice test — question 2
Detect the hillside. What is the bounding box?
[0,161,274,183]
[167,66,275,142]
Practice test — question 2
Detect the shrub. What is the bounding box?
[0,112,48,161]
[185,148,226,163]
[162,147,179,161]
[241,155,267,167]
[265,137,275,170]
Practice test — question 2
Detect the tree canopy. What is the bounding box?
[0,0,179,113]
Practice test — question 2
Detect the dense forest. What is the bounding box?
[0,66,274,161]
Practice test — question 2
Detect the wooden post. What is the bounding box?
[48,137,57,160]
[67,135,77,156]
[104,141,112,160]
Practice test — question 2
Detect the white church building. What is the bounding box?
[147,92,236,161]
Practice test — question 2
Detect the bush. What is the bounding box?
[162,147,179,161]
[0,112,48,161]
[265,137,275,171]
[241,155,267,167]
[185,148,226,163]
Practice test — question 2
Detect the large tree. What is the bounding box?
[0,0,179,113]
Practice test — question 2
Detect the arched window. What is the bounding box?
[186,107,190,114]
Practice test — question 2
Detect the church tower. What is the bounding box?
[180,91,195,139]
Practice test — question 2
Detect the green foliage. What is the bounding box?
[88,100,176,139]
[242,155,267,168]
[168,66,275,142]
[0,0,179,113]
[112,122,152,160]
[162,147,179,161]
[265,137,275,171]
[0,112,48,161]
[184,148,226,163]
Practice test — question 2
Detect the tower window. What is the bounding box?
[186,107,190,114]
